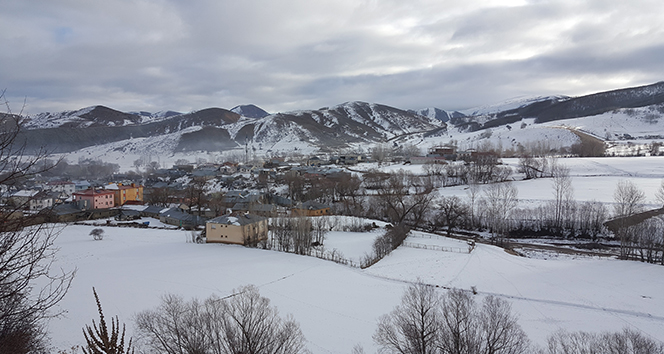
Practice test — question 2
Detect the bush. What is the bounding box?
[82,288,133,354]
[90,228,104,241]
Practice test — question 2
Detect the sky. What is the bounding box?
[1,0,664,116]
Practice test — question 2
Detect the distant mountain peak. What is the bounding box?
[412,107,452,122]
[230,104,269,119]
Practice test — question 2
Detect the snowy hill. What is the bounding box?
[13,81,664,167]
[16,101,445,161]
[412,107,453,122]
[230,104,270,118]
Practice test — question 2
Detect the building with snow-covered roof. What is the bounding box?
[45,181,76,196]
[291,200,331,216]
[205,213,267,245]
[11,190,54,211]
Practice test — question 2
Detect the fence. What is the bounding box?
[402,241,471,254]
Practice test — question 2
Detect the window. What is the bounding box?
[211,225,216,229]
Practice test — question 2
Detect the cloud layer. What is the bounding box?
[2,0,663,114]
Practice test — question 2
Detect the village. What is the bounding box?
[4,145,500,246]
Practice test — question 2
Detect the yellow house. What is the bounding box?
[291,200,331,217]
[106,183,144,206]
[206,213,268,246]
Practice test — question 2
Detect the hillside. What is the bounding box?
[12,81,664,167]
[17,101,445,157]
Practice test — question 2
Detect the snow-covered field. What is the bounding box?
[49,221,664,353]
[354,156,664,208]
[43,156,664,352]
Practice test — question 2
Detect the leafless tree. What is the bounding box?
[518,155,543,180]
[550,162,575,232]
[466,179,481,230]
[613,180,645,218]
[576,201,607,238]
[135,285,307,354]
[482,182,518,241]
[438,289,477,354]
[375,171,434,227]
[613,180,646,259]
[0,91,75,353]
[185,177,210,216]
[374,283,442,354]
[476,296,529,354]
[656,179,664,205]
[543,327,664,354]
[375,286,529,354]
[437,196,469,236]
[372,144,391,165]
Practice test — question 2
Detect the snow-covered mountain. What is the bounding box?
[16,101,444,157]
[13,81,664,166]
[230,104,270,119]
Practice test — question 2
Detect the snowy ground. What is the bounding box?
[351,156,664,208]
[48,223,664,353]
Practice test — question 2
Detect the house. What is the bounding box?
[291,200,331,216]
[337,155,360,165]
[429,146,456,157]
[45,181,76,196]
[205,213,268,245]
[219,162,238,175]
[105,183,144,206]
[159,206,206,229]
[141,205,168,218]
[72,189,115,209]
[11,190,54,211]
[305,156,322,167]
[73,180,92,191]
[410,156,447,164]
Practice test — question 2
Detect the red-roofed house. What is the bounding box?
[72,189,115,209]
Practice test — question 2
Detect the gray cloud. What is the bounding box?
[1,0,663,115]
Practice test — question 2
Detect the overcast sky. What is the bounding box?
[1,0,663,115]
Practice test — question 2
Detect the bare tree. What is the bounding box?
[438,289,477,354]
[0,92,75,353]
[482,182,518,241]
[185,177,210,216]
[372,144,391,165]
[550,162,575,232]
[466,179,481,230]
[656,179,664,205]
[375,286,529,354]
[477,296,529,354]
[135,286,306,354]
[437,196,469,236]
[543,327,664,354]
[612,180,646,259]
[613,180,645,218]
[374,282,442,354]
[375,171,434,227]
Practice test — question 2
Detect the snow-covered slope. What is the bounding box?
[230,104,270,118]
[48,219,664,353]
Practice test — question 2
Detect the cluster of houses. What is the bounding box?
[409,146,494,164]
[5,181,143,212]
[2,146,482,246]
